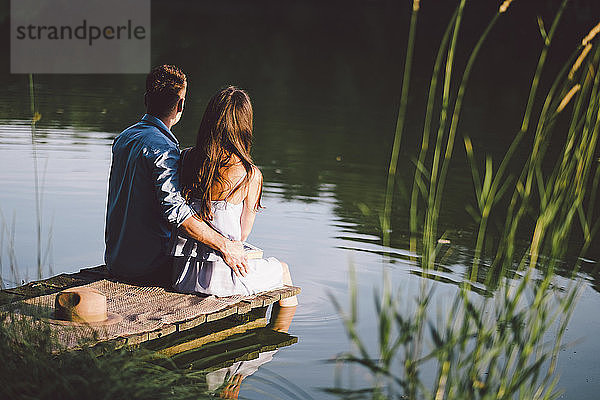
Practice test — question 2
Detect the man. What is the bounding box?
[105,65,248,285]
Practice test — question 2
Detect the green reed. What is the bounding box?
[0,211,19,289]
[475,0,570,284]
[330,0,600,398]
[29,73,55,282]
[383,0,420,250]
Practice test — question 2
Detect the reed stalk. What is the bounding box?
[409,8,458,254]
[497,0,571,272]
[382,0,420,251]
[331,1,600,398]
[434,10,502,283]
[29,73,44,281]
[422,0,466,271]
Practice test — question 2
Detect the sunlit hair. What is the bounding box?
[181,86,262,221]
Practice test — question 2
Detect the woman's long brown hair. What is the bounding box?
[181,86,262,221]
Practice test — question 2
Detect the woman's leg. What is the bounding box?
[279,261,298,307]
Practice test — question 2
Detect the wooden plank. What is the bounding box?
[124,332,148,346]
[280,285,302,298]
[268,285,301,301]
[41,274,93,289]
[4,281,58,299]
[175,314,206,332]
[236,300,252,314]
[3,274,91,299]
[242,296,263,308]
[206,303,238,322]
[76,265,110,279]
[246,286,301,308]
[148,325,177,341]
[256,292,280,307]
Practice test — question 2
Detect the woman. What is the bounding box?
[171,86,297,307]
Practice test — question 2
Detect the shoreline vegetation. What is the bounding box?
[330,0,600,399]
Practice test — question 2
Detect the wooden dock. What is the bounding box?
[0,265,300,351]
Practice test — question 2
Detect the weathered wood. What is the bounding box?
[236,300,252,314]
[255,292,281,307]
[77,265,110,279]
[175,314,206,332]
[205,303,239,322]
[277,285,302,299]
[1,265,301,351]
[147,325,177,341]
[124,332,148,346]
[242,297,264,308]
[2,274,91,300]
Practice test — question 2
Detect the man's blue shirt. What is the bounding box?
[105,114,193,280]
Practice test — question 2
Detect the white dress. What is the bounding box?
[170,198,284,297]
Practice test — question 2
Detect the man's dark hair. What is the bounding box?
[145,65,187,118]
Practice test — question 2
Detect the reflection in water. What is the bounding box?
[213,360,264,399]
[268,304,296,333]
[211,305,298,399]
[152,304,301,399]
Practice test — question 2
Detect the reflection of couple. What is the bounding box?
[104,65,297,307]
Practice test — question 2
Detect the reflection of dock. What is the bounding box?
[0,265,300,351]
[148,310,297,371]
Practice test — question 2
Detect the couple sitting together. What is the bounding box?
[104,64,297,308]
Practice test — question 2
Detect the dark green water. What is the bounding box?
[1,0,599,398]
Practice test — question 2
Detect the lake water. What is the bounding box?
[1,1,600,398]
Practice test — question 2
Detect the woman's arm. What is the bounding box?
[240,166,263,241]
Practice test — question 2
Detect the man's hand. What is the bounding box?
[180,216,248,276]
[221,239,248,277]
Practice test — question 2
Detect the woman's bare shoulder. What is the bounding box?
[249,165,263,183]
